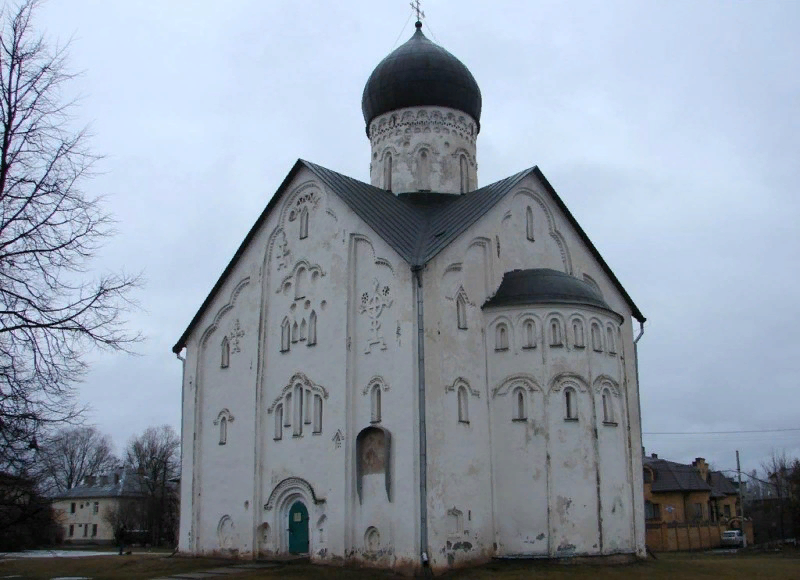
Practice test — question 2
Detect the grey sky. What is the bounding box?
[34,0,800,475]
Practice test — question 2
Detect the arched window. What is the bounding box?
[293,385,303,436]
[457,386,469,423]
[456,295,467,330]
[221,336,230,368]
[384,153,392,192]
[294,267,307,300]
[313,394,323,434]
[523,320,536,349]
[307,310,317,346]
[291,321,299,343]
[299,207,309,239]
[274,404,283,440]
[371,385,381,424]
[602,389,614,423]
[572,319,585,348]
[300,318,307,341]
[459,155,469,193]
[591,323,603,352]
[526,206,535,241]
[512,387,527,420]
[606,326,617,354]
[417,149,431,191]
[304,389,312,425]
[495,323,509,350]
[549,319,563,346]
[565,387,577,420]
[218,417,227,445]
[284,393,292,427]
[280,319,291,352]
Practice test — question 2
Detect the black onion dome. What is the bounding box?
[483,269,612,311]
[362,22,482,134]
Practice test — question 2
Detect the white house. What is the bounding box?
[173,20,647,574]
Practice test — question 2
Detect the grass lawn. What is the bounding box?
[1,550,798,579]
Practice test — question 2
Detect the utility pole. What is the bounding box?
[737,450,747,547]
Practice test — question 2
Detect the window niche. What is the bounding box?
[293,385,304,437]
[512,387,527,421]
[274,404,283,440]
[356,426,392,503]
[371,384,382,424]
[299,207,309,240]
[313,394,323,434]
[457,386,469,423]
[549,318,563,347]
[602,388,616,425]
[307,311,317,346]
[572,319,585,348]
[525,206,535,241]
[591,323,603,352]
[280,319,291,352]
[522,319,536,349]
[456,295,467,330]
[459,155,469,193]
[606,326,617,355]
[384,152,393,192]
[213,409,235,445]
[564,387,578,421]
[495,322,509,351]
[221,337,230,368]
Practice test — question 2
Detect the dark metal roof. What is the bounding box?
[172,160,645,353]
[709,471,738,498]
[361,22,482,134]
[51,469,148,500]
[482,268,612,311]
[644,457,712,493]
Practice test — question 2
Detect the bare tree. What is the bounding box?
[36,426,117,494]
[103,498,146,547]
[125,425,179,546]
[0,0,140,473]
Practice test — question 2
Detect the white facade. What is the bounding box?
[175,24,645,575]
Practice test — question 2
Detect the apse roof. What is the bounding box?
[361,22,482,133]
[172,160,645,353]
[482,268,613,311]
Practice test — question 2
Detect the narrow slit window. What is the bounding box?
[291,321,299,343]
[274,404,283,440]
[573,320,585,348]
[284,393,292,427]
[526,206,535,241]
[591,323,603,352]
[219,417,227,445]
[523,320,536,348]
[457,386,469,423]
[457,295,467,330]
[281,319,291,352]
[460,155,469,193]
[495,323,509,350]
[293,386,303,436]
[606,326,617,354]
[565,388,577,420]
[221,337,230,368]
[313,394,323,434]
[602,389,613,423]
[304,389,312,424]
[299,207,309,239]
[300,318,307,341]
[550,319,563,346]
[307,310,317,346]
[512,388,526,420]
[384,153,392,191]
[371,385,381,423]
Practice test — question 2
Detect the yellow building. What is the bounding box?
[51,469,147,544]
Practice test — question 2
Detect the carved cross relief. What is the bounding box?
[359,278,393,354]
[229,319,245,353]
[275,231,291,271]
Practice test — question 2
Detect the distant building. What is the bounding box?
[51,468,147,544]
[643,455,738,524]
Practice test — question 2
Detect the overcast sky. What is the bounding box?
[32,0,799,476]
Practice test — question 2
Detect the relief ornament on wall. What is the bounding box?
[359,278,393,354]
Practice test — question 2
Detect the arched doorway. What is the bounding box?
[288,501,309,554]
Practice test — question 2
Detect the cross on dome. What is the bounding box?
[410,0,425,24]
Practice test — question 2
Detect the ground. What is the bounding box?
[0,550,798,579]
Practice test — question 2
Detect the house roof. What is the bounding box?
[644,457,712,493]
[51,469,147,500]
[172,160,645,353]
[709,471,738,498]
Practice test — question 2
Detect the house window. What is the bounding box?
[274,404,283,440]
[645,501,661,520]
[495,323,509,350]
[602,389,614,423]
[457,386,469,423]
[522,320,536,349]
[693,503,703,520]
[280,319,291,352]
[293,386,303,436]
[564,387,577,420]
[307,311,317,346]
[456,295,467,330]
[299,207,309,239]
[221,337,230,368]
[93,502,99,515]
[69,524,74,537]
[591,323,603,352]
[371,385,381,423]
[643,469,653,483]
[83,524,88,537]
[723,504,731,518]
[606,326,617,354]
[384,152,392,192]
[92,524,97,537]
[218,416,228,445]
[526,206,534,241]
[70,502,76,514]
[572,319,585,348]
[512,387,526,421]
[549,319,563,346]
[313,394,323,434]
[459,155,469,193]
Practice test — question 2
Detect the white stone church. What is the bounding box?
[173,20,647,573]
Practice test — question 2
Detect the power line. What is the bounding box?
[643,428,800,435]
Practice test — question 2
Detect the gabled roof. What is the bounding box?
[51,469,148,501]
[173,160,645,353]
[709,471,738,498]
[644,457,712,493]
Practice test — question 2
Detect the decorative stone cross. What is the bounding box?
[359,278,393,353]
[229,319,245,353]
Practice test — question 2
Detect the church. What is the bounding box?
[173,17,647,573]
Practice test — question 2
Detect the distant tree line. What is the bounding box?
[744,452,800,544]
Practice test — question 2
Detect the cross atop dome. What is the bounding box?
[410,0,425,25]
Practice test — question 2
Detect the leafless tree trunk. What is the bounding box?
[35,426,117,494]
[125,425,179,546]
[0,0,140,474]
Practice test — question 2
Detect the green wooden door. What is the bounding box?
[288,501,309,554]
